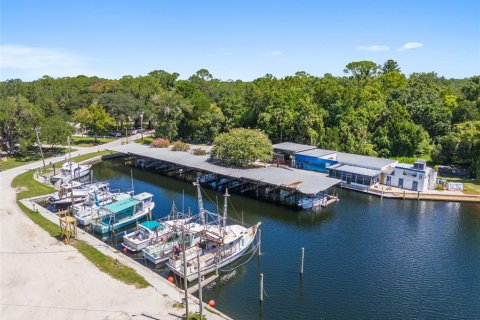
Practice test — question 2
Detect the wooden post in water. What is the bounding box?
[197,252,203,319]
[260,273,264,302]
[258,228,261,256]
[300,247,304,275]
[417,191,420,201]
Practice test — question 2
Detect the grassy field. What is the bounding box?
[71,135,117,147]
[437,175,480,195]
[0,148,77,171]
[11,152,149,288]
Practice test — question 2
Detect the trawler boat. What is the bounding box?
[51,161,92,183]
[166,182,261,282]
[92,192,154,234]
[49,181,110,209]
[74,191,131,226]
[142,221,203,264]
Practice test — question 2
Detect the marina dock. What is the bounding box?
[107,144,341,208]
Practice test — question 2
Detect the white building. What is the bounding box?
[388,160,437,192]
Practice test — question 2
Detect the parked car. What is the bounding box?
[137,128,146,133]
[110,132,122,137]
[129,129,138,135]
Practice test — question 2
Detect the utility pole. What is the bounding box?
[197,252,203,319]
[34,127,46,171]
[182,224,189,319]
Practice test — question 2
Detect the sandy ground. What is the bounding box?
[0,136,229,320]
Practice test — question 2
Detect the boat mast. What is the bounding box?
[130,169,134,194]
[223,189,229,229]
[193,179,205,227]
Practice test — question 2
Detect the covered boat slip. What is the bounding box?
[107,144,340,208]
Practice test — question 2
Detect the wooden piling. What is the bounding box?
[300,247,304,275]
[197,253,203,319]
[260,273,264,302]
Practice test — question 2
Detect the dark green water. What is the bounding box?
[93,160,480,319]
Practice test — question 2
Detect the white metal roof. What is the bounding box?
[272,142,317,153]
[330,164,381,177]
[336,152,397,171]
[108,144,340,195]
[295,148,337,158]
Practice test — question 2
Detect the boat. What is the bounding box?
[122,220,168,252]
[51,161,92,183]
[298,195,327,209]
[74,191,131,226]
[142,221,203,264]
[166,182,261,282]
[49,181,110,209]
[92,192,155,234]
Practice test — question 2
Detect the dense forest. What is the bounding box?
[1,60,479,174]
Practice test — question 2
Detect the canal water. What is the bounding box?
[93,159,480,319]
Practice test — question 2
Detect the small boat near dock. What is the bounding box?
[51,161,92,183]
[92,192,155,234]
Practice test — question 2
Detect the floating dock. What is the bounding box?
[107,144,340,209]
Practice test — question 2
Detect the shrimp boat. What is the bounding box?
[51,161,92,183]
[74,191,132,226]
[92,192,154,234]
[142,221,204,264]
[122,220,167,252]
[166,182,261,282]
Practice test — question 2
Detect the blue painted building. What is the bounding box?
[294,148,338,173]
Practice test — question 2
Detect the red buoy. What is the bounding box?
[168,276,174,283]
[122,247,127,253]
[208,300,215,307]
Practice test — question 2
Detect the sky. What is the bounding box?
[1,0,479,81]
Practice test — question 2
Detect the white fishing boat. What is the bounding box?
[166,182,261,282]
[49,181,110,209]
[142,221,203,264]
[51,161,92,183]
[74,191,131,226]
[92,192,155,234]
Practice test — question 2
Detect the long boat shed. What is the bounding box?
[107,143,341,208]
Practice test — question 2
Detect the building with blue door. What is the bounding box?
[294,148,337,173]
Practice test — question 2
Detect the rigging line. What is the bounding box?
[219,243,259,273]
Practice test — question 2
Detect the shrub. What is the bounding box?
[192,148,207,155]
[150,138,170,148]
[171,140,190,151]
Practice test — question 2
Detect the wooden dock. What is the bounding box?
[187,274,219,294]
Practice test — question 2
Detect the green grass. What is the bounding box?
[73,240,149,288]
[12,169,56,200]
[0,148,77,171]
[71,136,117,147]
[11,152,150,289]
[54,150,112,168]
[437,175,480,195]
[134,136,154,145]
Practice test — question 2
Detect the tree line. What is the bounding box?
[0,60,479,175]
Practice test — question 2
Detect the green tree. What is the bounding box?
[41,113,74,148]
[0,96,42,154]
[151,90,191,139]
[74,102,115,143]
[211,128,273,167]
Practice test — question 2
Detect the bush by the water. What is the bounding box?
[192,148,207,155]
[150,138,170,148]
[211,128,273,167]
[171,141,190,151]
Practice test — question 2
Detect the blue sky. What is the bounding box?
[1,0,479,80]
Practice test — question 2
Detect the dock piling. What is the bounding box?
[260,273,264,302]
[300,247,304,275]
[258,229,262,256]
[197,252,203,319]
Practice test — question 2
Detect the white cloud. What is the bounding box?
[271,50,283,56]
[0,44,94,79]
[398,42,423,51]
[356,45,390,52]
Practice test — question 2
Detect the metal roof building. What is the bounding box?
[295,148,337,158]
[336,152,397,171]
[108,144,340,195]
[272,142,317,154]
